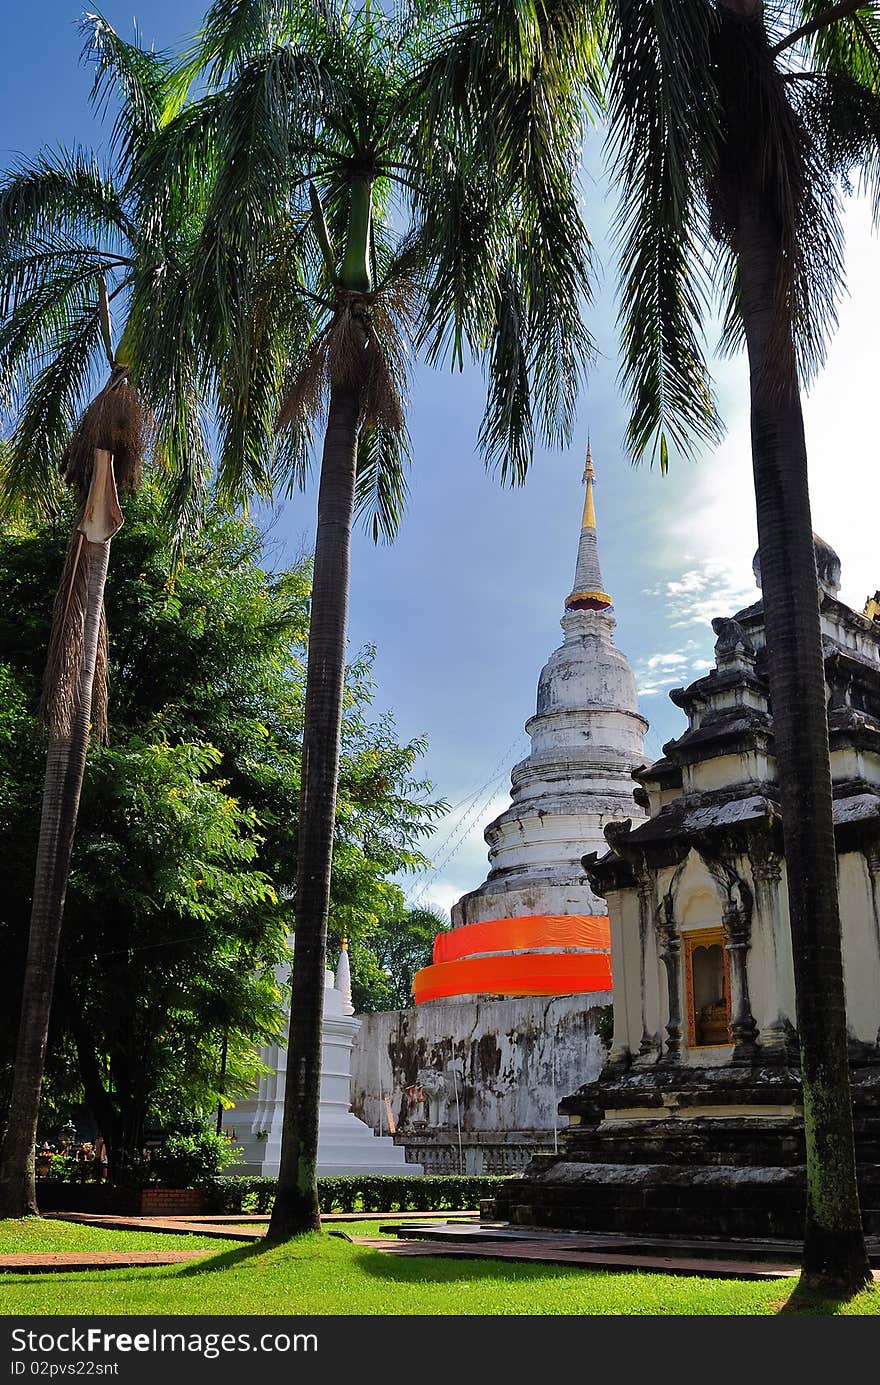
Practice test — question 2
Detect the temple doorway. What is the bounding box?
[683,928,732,1047]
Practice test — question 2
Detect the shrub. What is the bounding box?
[206,1173,509,1215]
[148,1130,243,1189]
[36,1154,103,1184]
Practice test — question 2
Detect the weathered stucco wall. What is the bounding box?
[351,992,610,1147]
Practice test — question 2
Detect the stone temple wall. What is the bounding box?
[350,992,610,1174]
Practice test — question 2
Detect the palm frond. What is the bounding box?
[709,9,844,388]
[408,0,599,477]
[607,0,722,467]
[80,13,184,174]
[784,1,880,86]
[192,45,330,343]
[0,257,110,415]
[354,420,411,543]
[798,66,880,220]
[0,150,131,260]
[193,0,332,86]
[477,258,534,483]
[1,293,103,516]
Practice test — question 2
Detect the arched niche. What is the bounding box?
[668,852,732,1049]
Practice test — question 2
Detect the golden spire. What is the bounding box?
[581,436,597,530]
[566,436,612,612]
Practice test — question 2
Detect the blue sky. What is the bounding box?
[4,4,879,919]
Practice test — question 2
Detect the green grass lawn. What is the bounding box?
[0,1218,240,1255]
[1,1219,877,1315]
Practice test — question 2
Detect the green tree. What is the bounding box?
[605,0,879,1291]
[152,0,600,1237]
[0,487,443,1176]
[339,906,449,1013]
[0,17,208,1217]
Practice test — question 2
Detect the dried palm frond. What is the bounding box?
[60,366,154,501]
[41,365,146,742]
[40,530,109,741]
[91,602,109,743]
[277,282,414,437]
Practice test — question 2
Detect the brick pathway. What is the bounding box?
[0,1250,211,1274]
[44,1210,479,1242]
[354,1227,880,1282]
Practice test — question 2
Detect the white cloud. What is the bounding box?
[634,642,705,697]
[645,558,758,630]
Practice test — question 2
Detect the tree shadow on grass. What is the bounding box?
[173,1239,283,1277]
[350,1245,561,1286]
[775,1279,877,1315]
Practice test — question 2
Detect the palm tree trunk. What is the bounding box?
[0,449,121,1219]
[736,198,870,1291]
[0,540,110,1217]
[267,384,360,1238]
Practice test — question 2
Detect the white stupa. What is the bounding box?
[226,942,419,1175]
[452,444,649,927]
[414,445,649,1005]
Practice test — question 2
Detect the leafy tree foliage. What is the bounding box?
[0,485,443,1166]
[339,906,449,1014]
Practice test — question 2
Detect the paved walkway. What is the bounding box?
[356,1234,880,1282]
[0,1250,211,1274]
[353,1235,804,1279]
[43,1210,480,1243]
[355,1221,880,1281]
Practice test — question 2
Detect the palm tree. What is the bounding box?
[0,17,209,1218]
[151,0,601,1236]
[605,0,880,1291]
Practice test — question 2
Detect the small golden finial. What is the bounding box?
[341,935,349,950]
[581,436,597,529]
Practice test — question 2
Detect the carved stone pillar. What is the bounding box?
[751,846,793,1055]
[657,902,682,1064]
[864,848,880,1051]
[636,877,660,1061]
[724,907,759,1063]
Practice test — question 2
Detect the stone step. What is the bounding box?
[491,1157,880,1240]
[510,1202,880,1240]
[381,1219,880,1267]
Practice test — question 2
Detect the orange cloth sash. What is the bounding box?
[432,913,610,964]
[414,950,612,1004]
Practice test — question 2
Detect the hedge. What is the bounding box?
[206,1174,510,1215]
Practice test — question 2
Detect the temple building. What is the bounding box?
[412,446,648,1006]
[352,450,650,1171]
[496,535,880,1237]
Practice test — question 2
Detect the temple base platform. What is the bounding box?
[490,1060,880,1240]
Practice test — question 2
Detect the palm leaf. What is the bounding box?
[606,0,723,467]
[354,420,411,543]
[80,13,184,173]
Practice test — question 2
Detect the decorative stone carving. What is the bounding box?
[711,616,756,672]
[700,852,759,1061]
[657,893,682,1064]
